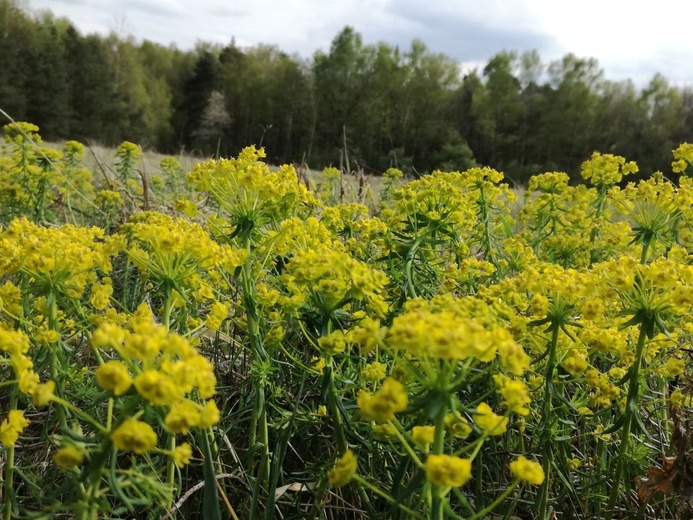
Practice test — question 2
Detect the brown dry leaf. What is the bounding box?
[635,456,677,503]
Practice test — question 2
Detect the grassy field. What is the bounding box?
[1,122,693,520]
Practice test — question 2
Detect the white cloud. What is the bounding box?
[25,0,693,85]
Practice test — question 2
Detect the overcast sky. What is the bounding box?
[25,0,693,87]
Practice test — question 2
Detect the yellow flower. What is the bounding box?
[198,400,220,428]
[567,458,582,471]
[111,418,157,454]
[510,456,545,485]
[134,370,180,406]
[361,361,387,382]
[174,198,197,218]
[497,337,531,375]
[473,403,508,435]
[90,281,113,310]
[493,375,531,416]
[373,422,397,440]
[124,331,163,362]
[425,454,472,487]
[661,357,685,377]
[18,369,40,395]
[412,425,435,446]
[670,389,684,408]
[312,357,326,372]
[317,330,348,356]
[580,298,604,321]
[91,323,126,349]
[53,446,84,468]
[528,294,549,317]
[445,414,472,439]
[327,450,357,487]
[581,151,637,187]
[563,350,588,375]
[357,378,408,423]
[172,443,193,468]
[608,367,627,381]
[32,380,56,407]
[96,361,132,396]
[35,329,60,346]
[0,410,30,446]
[384,167,403,180]
[165,401,201,434]
[206,301,228,331]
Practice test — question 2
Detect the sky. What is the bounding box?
[24,0,693,87]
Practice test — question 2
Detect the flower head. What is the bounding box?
[425,455,472,487]
[328,449,357,487]
[111,418,157,454]
[510,456,545,485]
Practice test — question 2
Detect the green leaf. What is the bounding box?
[200,430,222,520]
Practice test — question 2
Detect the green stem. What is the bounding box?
[589,184,608,264]
[326,359,347,453]
[248,388,269,519]
[605,324,648,518]
[477,184,496,265]
[82,471,102,520]
[52,398,108,433]
[537,324,560,520]
[162,289,173,331]
[352,475,427,520]
[48,293,67,429]
[404,230,428,300]
[161,288,176,499]
[430,404,448,520]
[239,235,271,508]
[166,435,176,490]
[640,237,651,265]
[467,480,520,520]
[391,420,424,469]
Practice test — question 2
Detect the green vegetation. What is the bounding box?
[2,121,693,519]
[2,0,693,183]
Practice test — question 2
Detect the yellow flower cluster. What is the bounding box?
[361,361,387,382]
[0,218,123,298]
[282,247,389,316]
[384,167,403,180]
[111,418,157,454]
[328,449,357,487]
[123,212,246,290]
[0,410,30,446]
[412,425,435,446]
[473,403,508,435]
[91,305,220,451]
[186,146,318,220]
[509,456,544,485]
[425,454,472,487]
[0,327,54,406]
[53,446,84,468]
[581,152,638,187]
[392,171,477,229]
[387,307,528,374]
[672,142,693,173]
[357,377,408,422]
[94,189,123,209]
[527,172,570,193]
[493,374,531,416]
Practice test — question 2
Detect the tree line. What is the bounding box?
[3,0,693,183]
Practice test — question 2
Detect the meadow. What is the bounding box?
[1,121,693,519]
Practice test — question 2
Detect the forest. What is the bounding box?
[3,0,693,182]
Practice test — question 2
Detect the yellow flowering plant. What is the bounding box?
[2,134,693,520]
